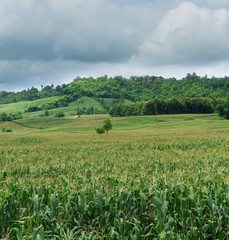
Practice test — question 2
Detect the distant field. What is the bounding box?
[69,96,104,109]
[0,97,135,119]
[0,96,60,114]
[0,96,110,118]
[0,114,228,239]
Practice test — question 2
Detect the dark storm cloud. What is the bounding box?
[0,0,229,91]
[0,0,142,63]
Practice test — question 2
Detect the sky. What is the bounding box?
[1,0,229,91]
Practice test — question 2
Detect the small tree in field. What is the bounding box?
[95,118,112,134]
[103,118,112,134]
[44,110,49,116]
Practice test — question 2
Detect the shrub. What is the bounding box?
[24,106,41,112]
[54,112,65,117]
[95,127,105,134]
[44,110,49,116]
[2,127,13,132]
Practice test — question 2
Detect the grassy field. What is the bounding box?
[0,97,60,115]
[69,97,104,110]
[0,114,228,239]
[0,96,107,118]
[0,97,134,119]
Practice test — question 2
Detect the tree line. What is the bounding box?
[0,112,23,122]
[217,96,229,119]
[109,97,218,117]
[0,73,228,104]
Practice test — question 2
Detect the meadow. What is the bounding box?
[0,114,228,239]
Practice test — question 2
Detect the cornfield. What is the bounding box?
[0,115,228,239]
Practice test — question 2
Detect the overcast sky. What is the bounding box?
[1,0,229,91]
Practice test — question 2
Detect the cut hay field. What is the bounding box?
[0,114,228,239]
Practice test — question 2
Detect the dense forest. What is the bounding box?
[0,73,228,104]
[109,97,217,117]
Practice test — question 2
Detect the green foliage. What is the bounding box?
[0,115,228,238]
[95,118,112,134]
[0,97,60,115]
[0,73,229,105]
[25,106,41,112]
[217,96,229,119]
[1,127,13,132]
[44,110,49,116]
[110,97,215,117]
[109,102,143,117]
[69,97,106,113]
[0,112,23,122]
[103,118,112,133]
[95,127,105,134]
[54,112,65,117]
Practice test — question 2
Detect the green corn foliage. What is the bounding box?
[0,114,228,239]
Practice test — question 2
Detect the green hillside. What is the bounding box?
[0,96,108,118]
[1,74,228,105]
[69,96,103,108]
[0,97,60,114]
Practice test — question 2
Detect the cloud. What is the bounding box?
[138,2,229,65]
[0,0,229,91]
[0,0,141,63]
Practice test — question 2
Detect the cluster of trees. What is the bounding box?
[54,112,65,117]
[0,112,23,122]
[61,74,229,101]
[1,73,229,104]
[217,96,229,119]
[95,119,112,134]
[109,97,216,117]
[25,96,75,112]
[0,85,62,104]
[1,127,13,132]
[98,98,125,112]
[75,107,105,115]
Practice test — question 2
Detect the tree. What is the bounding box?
[95,119,112,134]
[44,110,49,116]
[103,118,112,133]
[217,96,229,119]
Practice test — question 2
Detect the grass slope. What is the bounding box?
[69,96,104,109]
[0,97,60,114]
[0,96,111,118]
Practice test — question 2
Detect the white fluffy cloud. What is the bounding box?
[138,2,229,65]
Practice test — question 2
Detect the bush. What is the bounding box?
[95,127,105,134]
[54,112,65,117]
[25,106,41,112]
[44,110,49,116]
[0,112,23,122]
[2,127,13,132]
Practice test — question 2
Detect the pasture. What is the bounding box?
[0,114,228,239]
